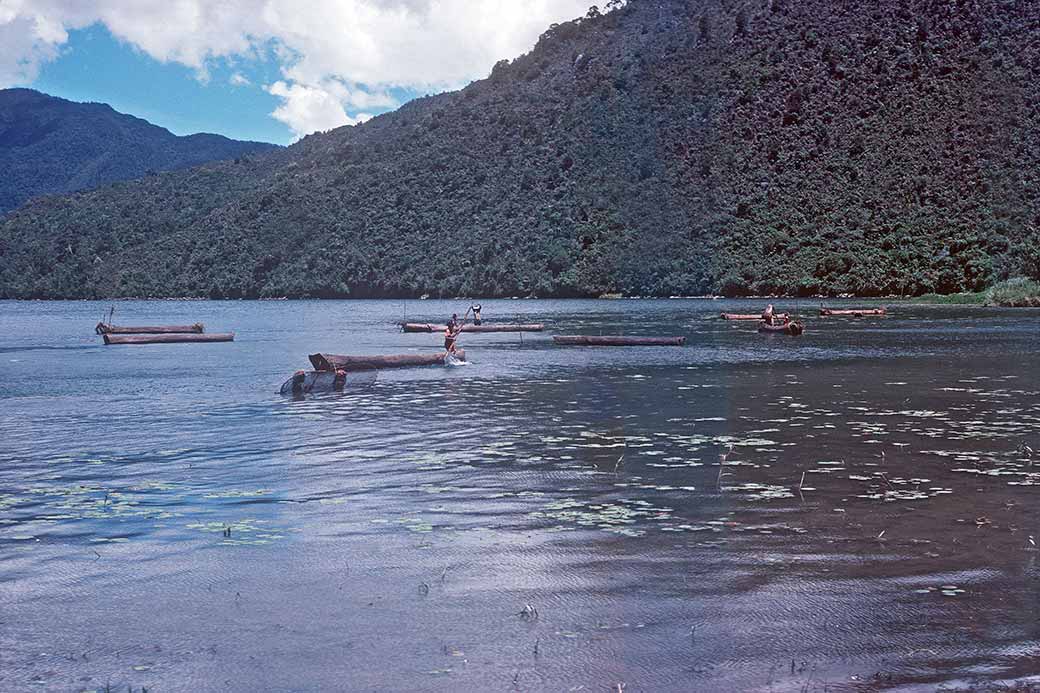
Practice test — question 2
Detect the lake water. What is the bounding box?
[1,299,1038,692]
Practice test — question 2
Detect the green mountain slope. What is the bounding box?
[0,89,279,214]
[1,0,1038,299]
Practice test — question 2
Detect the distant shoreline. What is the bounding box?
[5,279,1039,306]
[0,294,1011,303]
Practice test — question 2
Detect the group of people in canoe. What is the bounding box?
[720,303,884,336]
[717,304,804,334]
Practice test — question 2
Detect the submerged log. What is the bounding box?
[758,321,804,335]
[720,313,788,321]
[96,322,204,334]
[103,332,233,344]
[552,335,685,346]
[309,349,466,372]
[819,307,886,316]
[401,323,544,333]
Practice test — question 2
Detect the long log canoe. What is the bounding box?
[102,332,233,345]
[309,350,466,372]
[96,322,204,334]
[401,323,543,333]
[758,321,804,335]
[719,313,789,321]
[553,335,685,346]
[819,307,886,316]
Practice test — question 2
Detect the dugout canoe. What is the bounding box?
[102,332,233,345]
[720,313,789,321]
[96,322,204,335]
[758,321,804,336]
[279,370,346,396]
[819,307,886,316]
[401,323,544,333]
[309,349,466,372]
[552,335,685,346]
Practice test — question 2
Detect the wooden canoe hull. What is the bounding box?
[401,323,543,333]
[279,370,346,396]
[720,313,788,321]
[552,335,685,346]
[819,308,886,316]
[103,332,233,344]
[758,322,804,335]
[309,349,465,372]
[96,322,204,334]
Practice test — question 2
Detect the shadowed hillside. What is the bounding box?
[0,89,279,214]
[1,0,1038,299]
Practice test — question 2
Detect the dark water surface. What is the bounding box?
[1,299,1039,692]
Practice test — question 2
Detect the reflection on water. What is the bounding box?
[0,299,1038,692]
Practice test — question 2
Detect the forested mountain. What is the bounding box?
[0,89,278,214]
[1,0,1038,299]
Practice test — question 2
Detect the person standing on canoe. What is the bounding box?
[762,304,775,325]
[444,323,459,354]
[471,304,482,326]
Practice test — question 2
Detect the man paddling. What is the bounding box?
[471,304,482,326]
[444,323,459,355]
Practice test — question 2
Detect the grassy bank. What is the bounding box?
[908,278,1040,306]
[911,291,987,305]
[985,278,1040,307]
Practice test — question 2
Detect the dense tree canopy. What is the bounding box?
[1,0,1038,299]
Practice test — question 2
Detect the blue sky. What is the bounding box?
[2,1,593,146]
[30,25,411,146]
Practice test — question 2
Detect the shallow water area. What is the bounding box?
[1,298,1039,692]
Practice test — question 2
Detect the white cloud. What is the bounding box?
[0,0,593,137]
[267,80,361,139]
[229,72,251,86]
[0,15,63,84]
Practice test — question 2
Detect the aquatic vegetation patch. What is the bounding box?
[646,458,703,469]
[17,483,185,525]
[185,518,288,545]
[853,474,952,502]
[660,523,721,533]
[128,481,178,492]
[914,585,967,597]
[487,490,546,499]
[730,483,795,501]
[371,515,441,533]
[202,488,272,499]
[529,497,675,536]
